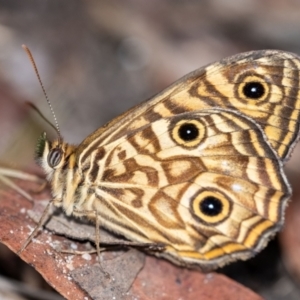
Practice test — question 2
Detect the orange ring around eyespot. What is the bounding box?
[191,190,231,225]
[238,75,269,102]
[171,119,205,148]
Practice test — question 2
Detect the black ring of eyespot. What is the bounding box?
[170,118,205,148]
[48,147,63,168]
[190,189,232,225]
[235,73,271,104]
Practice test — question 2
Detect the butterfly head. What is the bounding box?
[35,132,74,179]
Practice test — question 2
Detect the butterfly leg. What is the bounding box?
[17,199,54,254]
[0,173,33,201]
[0,167,42,182]
[72,208,110,278]
[0,167,45,201]
[95,210,110,278]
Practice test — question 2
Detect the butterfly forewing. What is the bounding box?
[77,50,300,162]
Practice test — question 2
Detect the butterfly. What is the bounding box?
[21,49,299,271]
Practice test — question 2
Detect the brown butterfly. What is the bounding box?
[21,50,299,271]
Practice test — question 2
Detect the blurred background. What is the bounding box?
[1,0,300,299]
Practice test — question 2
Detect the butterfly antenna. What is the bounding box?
[25,101,60,134]
[22,44,62,142]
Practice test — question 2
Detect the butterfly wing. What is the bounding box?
[196,50,300,161]
[80,109,290,270]
[77,50,300,163]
